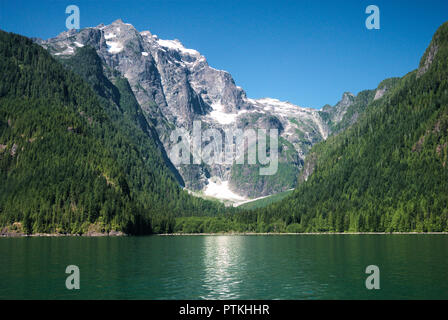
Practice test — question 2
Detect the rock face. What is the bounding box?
[38,19,362,202]
[418,43,438,77]
[298,152,317,183]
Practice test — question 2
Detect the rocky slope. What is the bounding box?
[37,19,376,202]
[256,21,448,232]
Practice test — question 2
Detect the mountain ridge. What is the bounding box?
[37,19,382,202]
[0,29,225,235]
[247,21,448,232]
[1,19,447,234]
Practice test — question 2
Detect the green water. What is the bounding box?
[1,235,447,299]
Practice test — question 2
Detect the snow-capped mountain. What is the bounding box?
[37,19,359,203]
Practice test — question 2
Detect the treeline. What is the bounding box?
[2,21,448,236]
[172,215,305,234]
[173,22,448,234]
[0,30,224,235]
[227,22,448,233]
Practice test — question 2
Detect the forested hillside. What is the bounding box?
[170,21,448,234]
[1,20,448,235]
[248,22,448,233]
[0,30,224,235]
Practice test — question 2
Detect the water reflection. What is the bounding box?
[1,235,447,299]
[201,236,245,299]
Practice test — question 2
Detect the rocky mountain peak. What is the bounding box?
[418,21,448,77]
[338,92,355,107]
[111,18,126,25]
[37,19,360,202]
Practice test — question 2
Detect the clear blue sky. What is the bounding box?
[1,0,447,108]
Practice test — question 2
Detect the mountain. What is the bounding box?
[37,19,371,202]
[2,19,446,235]
[245,21,448,233]
[0,30,225,236]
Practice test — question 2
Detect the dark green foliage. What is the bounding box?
[168,21,448,235]
[238,189,293,210]
[0,30,223,235]
[245,22,448,233]
[2,21,448,235]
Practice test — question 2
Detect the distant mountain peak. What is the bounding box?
[111,18,129,25]
[36,19,364,200]
[156,38,201,56]
[338,92,355,107]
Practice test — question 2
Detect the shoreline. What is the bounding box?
[157,231,448,236]
[0,231,126,238]
[1,231,448,238]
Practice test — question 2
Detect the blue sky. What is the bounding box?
[1,0,447,108]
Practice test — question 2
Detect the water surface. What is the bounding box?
[1,235,447,299]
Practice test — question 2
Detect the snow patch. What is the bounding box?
[157,39,200,56]
[208,102,249,125]
[204,178,246,202]
[104,33,116,40]
[141,52,149,56]
[106,41,123,54]
[248,97,315,119]
[209,110,238,125]
[74,41,84,47]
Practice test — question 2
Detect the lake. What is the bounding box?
[1,235,447,299]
